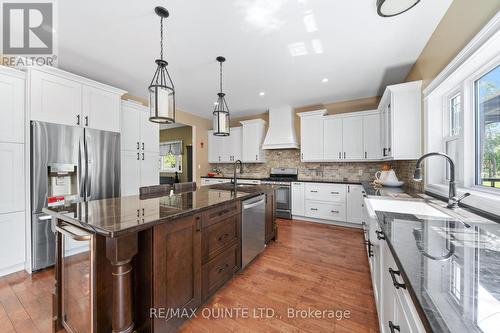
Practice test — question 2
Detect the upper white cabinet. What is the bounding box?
[323,118,343,161]
[342,116,364,160]
[139,107,160,153]
[0,67,25,143]
[240,119,267,163]
[363,113,382,160]
[209,120,266,163]
[298,110,326,162]
[378,81,422,160]
[28,66,126,132]
[207,127,242,163]
[82,85,121,132]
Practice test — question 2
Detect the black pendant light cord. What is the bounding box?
[219,61,223,94]
[160,17,164,61]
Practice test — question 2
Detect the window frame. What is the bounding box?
[159,140,183,174]
[442,88,464,184]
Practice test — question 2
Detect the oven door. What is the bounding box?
[274,185,291,219]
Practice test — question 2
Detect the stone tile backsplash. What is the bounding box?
[209,149,423,191]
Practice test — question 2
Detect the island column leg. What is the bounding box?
[106,234,138,333]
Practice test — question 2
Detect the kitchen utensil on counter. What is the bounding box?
[374,168,404,187]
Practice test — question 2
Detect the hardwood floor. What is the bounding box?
[0,219,379,333]
[179,219,379,333]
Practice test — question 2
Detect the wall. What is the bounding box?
[159,126,192,182]
[122,94,212,185]
[406,0,500,88]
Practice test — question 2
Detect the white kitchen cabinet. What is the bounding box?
[0,143,25,215]
[121,101,160,196]
[291,182,305,216]
[201,178,232,186]
[139,108,160,153]
[121,103,142,151]
[346,184,364,224]
[30,69,82,127]
[240,119,267,163]
[0,68,25,143]
[378,81,422,160]
[305,201,346,222]
[298,110,326,162]
[207,130,220,163]
[229,127,242,162]
[0,211,25,276]
[82,85,121,132]
[29,67,125,130]
[121,151,141,196]
[342,116,364,160]
[363,113,382,160]
[304,183,346,203]
[323,118,343,160]
[140,152,160,187]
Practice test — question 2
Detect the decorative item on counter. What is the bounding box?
[373,166,404,187]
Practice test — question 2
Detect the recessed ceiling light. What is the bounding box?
[321,78,329,83]
[259,92,266,96]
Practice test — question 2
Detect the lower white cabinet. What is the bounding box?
[291,182,305,216]
[365,202,426,333]
[291,182,364,225]
[120,151,159,196]
[0,211,25,276]
[201,178,231,186]
[346,184,365,224]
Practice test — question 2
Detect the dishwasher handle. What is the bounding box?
[243,198,266,210]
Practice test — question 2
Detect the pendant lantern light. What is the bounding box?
[213,56,230,136]
[148,6,175,124]
[376,0,420,17]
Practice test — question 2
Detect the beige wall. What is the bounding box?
[122,94,212,184]
[160,126,192,182]
[406,0,500,88]
[230,96,380,143]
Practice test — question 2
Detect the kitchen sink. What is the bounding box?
[366,198,451,218]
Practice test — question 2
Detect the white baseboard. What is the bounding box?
[0,262,27,278]
[291,215,362,229]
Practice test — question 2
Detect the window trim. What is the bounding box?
[423,13,500,216]
[442,88,463,184]
[159,140,183,174]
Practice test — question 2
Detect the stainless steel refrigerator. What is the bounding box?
[31,121,120,271]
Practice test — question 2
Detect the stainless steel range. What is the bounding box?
[261,168,298,219]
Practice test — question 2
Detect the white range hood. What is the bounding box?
[262,106,299,150]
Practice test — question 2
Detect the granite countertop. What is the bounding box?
[202,175,364,185]
[368,182,500,333]
[43,185,275,238]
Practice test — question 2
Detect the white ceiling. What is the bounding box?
[57,0,452,119]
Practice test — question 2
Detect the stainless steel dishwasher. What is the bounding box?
[241,194,266,269]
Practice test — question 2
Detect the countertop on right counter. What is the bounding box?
[376,210,500,333]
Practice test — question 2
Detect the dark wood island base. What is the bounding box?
[47,186,276,333]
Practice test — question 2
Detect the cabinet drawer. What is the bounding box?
[305,200,346,222]
[202,243,240,301]
[304,183,346,202]
[202,201,241,227]
[202,214,240,263]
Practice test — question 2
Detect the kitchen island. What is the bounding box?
[43,184,277,333]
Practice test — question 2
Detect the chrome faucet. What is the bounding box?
[413,152,470,209]
[233,160,242,191]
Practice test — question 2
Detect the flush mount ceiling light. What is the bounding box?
[148,6,175,124]
[376,0,420,17]
[259,91,266,96]
[213,56,230,136]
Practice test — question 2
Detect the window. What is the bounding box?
[444,92,463,182]
[475,65,500,189]
[160,140,183,173]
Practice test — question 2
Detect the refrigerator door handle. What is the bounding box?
[85,135,92,201]
[78,136,86,200]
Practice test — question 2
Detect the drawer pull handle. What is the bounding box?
[389,321,400,332]
[365,240,374,257]
[310,208,318,211]
[376,230,385,240]
[218,233,230,241]
[331,191,339,194]
[218,263,230,273]
[388,268,406,290]
[331,210,339,213]
[310,190,318,193]
[136,209,140,218]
